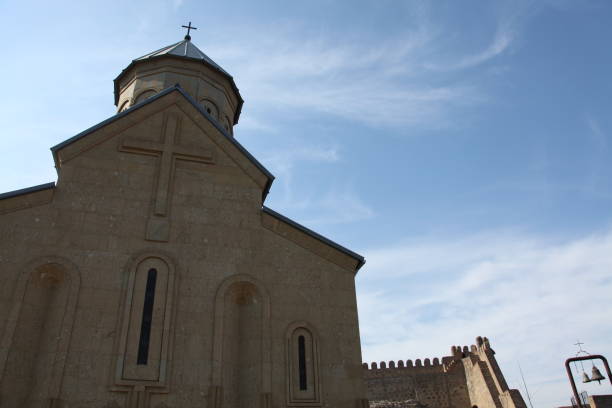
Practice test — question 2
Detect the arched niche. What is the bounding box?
[210,274,271,408]
[0,256,80,407]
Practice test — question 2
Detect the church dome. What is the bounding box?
[114,37,243,134]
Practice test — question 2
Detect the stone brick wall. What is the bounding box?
[0,88,367,408]
[364,338,527,408]
[363,358,470,408]
[589,395,612,408]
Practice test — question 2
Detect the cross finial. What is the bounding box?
[574,340,589,355]
[181,21,197,41]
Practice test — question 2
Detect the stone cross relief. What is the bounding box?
[120,113,214,242]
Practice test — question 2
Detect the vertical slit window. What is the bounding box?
[298,335,307,390]
[137,268,157,365]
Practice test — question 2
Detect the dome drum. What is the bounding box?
[114,40,243,134]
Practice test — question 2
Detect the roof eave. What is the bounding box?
[262,206,366,273]
[173,86,270,190]
[0,182,56,201]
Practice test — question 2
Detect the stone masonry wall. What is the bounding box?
[364,338,528,408]
[0,90,367,408]
[589,395,612,408]
[363,356,471,408]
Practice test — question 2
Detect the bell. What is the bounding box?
[591,366,606,384]
[582,372,592,383]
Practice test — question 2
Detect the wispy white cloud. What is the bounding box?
[423,0,538,72]
[205,20,485,128]
[425,26,514,71]
[262,144,339,206]
[201,1,549,129]
[586,115,608,150]
[263,145,340,179]
[270,188,375,227]
[583,115,612,198]
[301,189,376,226]
[260,145,374,225]
[235,116,278,133]
[357,228,612,408]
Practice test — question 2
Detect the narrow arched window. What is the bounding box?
[119,257,172,383]
[298,335,307,390]
[137,268,157,365]
[287,325,320,405]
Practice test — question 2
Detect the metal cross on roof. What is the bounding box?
[182,21,197,41]
[574,340,589,355]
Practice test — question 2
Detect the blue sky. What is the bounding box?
[1,0,611,406]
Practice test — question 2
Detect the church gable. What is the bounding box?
[52,86,273,202]
[48,88,271,243]
[44,85,364,267]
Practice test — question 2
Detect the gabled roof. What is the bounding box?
[0,182,55,215]
[113,39,244,124]
[0,182,55,200]
[51,85,273,201]
[262,206,366,272]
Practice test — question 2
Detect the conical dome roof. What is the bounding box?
[134,39,230,77]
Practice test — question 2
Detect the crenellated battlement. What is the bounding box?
[363,336,494,373]
[362,357,445,371]
[363,336,527,408]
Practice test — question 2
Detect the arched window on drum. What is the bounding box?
[118,99,130,112]
[200,99,219,119]
[223,115,232,135]
[134,89,157,104]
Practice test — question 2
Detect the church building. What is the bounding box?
[0,30,528,408]
[0,32,367,408]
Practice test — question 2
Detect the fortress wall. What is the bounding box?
[363,357,471,408]
[363,338,527,408]
[468,337,528,408]
[464,357,501,408]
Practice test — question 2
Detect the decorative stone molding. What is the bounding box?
[110,251,178,405]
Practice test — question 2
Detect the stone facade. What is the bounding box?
[364,337,528,408]
[0,36,525,408]
[0,38,366,408]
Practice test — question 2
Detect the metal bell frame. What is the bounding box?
[565,355,612,408]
